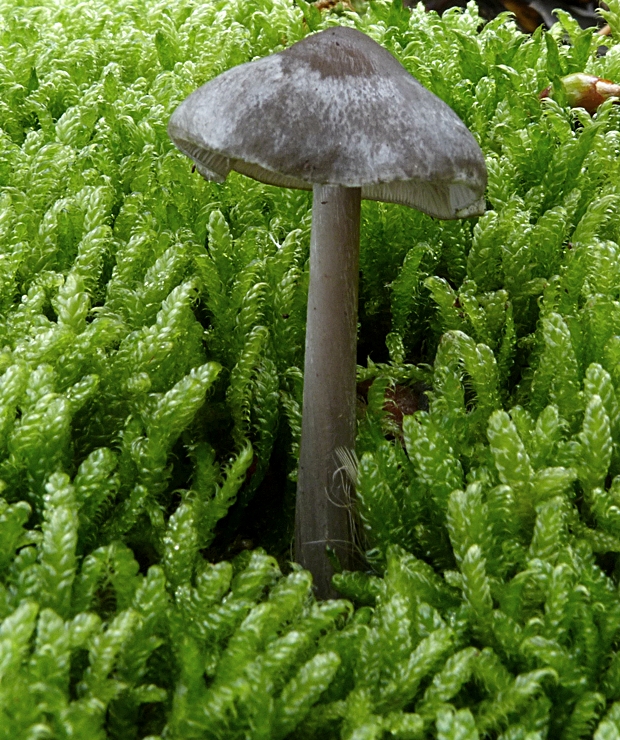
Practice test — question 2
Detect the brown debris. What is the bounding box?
[314,0,354,10]
[501,0,546,32]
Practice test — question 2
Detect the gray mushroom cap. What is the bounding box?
[168,27,487,219]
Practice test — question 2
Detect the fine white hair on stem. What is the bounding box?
[331,447,367,565]
[334,447,359,487]
[287,447,368,577]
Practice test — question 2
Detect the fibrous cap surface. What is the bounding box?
[168,27,487,219]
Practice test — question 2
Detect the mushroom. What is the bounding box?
[168,26,487,599]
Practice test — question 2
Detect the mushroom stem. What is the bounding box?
[296,184,361,599]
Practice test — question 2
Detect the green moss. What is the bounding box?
[3,0,620,735]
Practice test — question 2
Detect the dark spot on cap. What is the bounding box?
[281,27,381,79]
